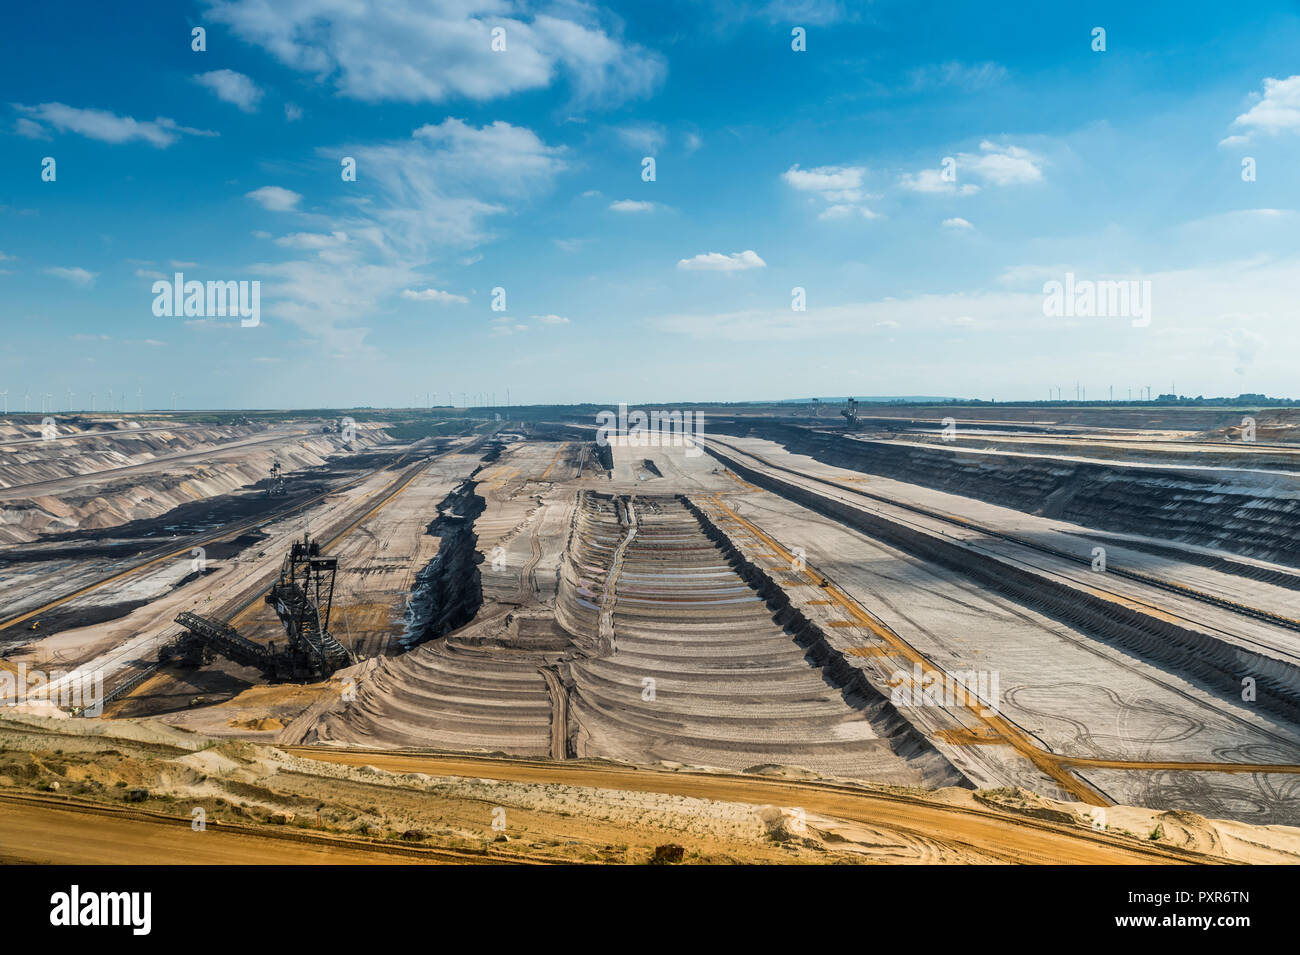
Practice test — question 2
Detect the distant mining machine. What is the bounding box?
[266,459,287,497]
[840,397,861,429]
[164,533,354,681]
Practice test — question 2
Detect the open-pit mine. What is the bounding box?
[3,403,1300,865]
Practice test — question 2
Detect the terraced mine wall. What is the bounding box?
[710,421,1300,567]
[0,426,390,544]
[681,496,971,789]
[705,445,1300,728]
[401,480,486,649]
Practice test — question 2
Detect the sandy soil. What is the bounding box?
[3,711,1298,864]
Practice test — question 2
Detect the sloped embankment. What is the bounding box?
[401,480,486,649]
[679,495,969,787]
[560,493,969,787]
[706,442,1300,728]
[0,425,388,543]
[711,422,1300,567]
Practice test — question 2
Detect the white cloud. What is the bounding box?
[900,141,1042,194]
[203,0,664,108]
[246,186,302,211]
[966,141,1043,186]
[908,61,1007,91]
[753,1,854,25]
[402,287,468,304]
[819,204,880,220]
[12,103,215,147]
[615,123,665,153]
[677,250,766,272]
[534,313,570,325]
[195,69,264,111]
[783,164,878,219]
[1231,75,1300,136]
[135,268,167,279]
[14,117,49,139]
[783,163,866,193]
[44,266,96,286]
[274,231,348,249]
[1218,134,1250,148]
[649,257,1300,395]
[345,118,565,251]
[489,316,529,336]
[284,102,303,122]
[899,167,977,194]
[240,119,565,356]
[942,217,974,230]
[609,199,655,213]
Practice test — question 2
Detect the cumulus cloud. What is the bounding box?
[44,266,96,286]
[12,103,215,147]
[677,250,766,272]
[246,186,302,211]
[534,313,570,324]
[942,217,974,229]
[203,0,664,108]
[900,141,1043,194]
[1230,75,1300,137]
[783,163,866,195]
[344,118,566,251]
[195,69,264,111]
[965,141,1044,185]
[244,119,565,356]
[783,164,878,218]
[899,168,978,194]
[609,199,655,213]
[284,102,303,121]
[402,287,468,304]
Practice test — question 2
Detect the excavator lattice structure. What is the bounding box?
[840,397,861,429]
[164,534,354,681]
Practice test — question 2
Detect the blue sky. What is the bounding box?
[4,0,1300,409]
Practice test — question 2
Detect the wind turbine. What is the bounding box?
[137,386,143,412]
[66,388,74,412]
[22,392,29,413]
[0,390,7,415]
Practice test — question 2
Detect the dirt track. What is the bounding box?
[0,792,518,865]
[285,747,1204,865]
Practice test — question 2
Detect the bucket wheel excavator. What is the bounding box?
[163,534,354,681]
